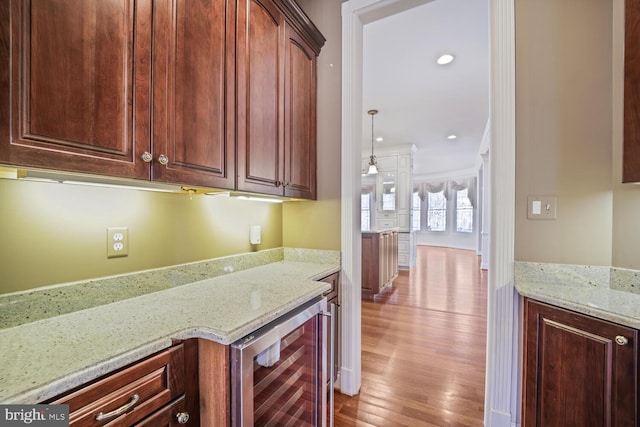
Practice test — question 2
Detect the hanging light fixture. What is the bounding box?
[367,109,379,174]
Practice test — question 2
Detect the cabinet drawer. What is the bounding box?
[49,344,185,426]
[378,219,397,229]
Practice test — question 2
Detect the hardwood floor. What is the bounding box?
[334,246,488,426]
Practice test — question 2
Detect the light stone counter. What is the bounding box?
[515,261,640,330]
[0,258,339,404]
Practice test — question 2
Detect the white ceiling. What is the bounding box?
[362,0,490,179]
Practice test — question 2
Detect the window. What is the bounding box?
[361,193,371,231]
[456,188,473,233]
[411,192,421,231]
[427,191,446,231]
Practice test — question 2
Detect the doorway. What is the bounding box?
[341,0,517,425]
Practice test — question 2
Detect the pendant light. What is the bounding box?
[367,109,379,174]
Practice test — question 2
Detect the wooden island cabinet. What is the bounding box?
[523,299,639,427]
[0,0,324,199]
[361,230,398,300]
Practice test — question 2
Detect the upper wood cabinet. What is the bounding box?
[236,0,323,199]
[283,25,317,199]
[236,0,286,197]
[0,0,152,179]
[151,0,236,189]
[0,0,235,189]
[0,0,323,197]
[625,0,640,182]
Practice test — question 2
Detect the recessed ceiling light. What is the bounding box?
[376,137,384,142]
[447,134,457,140]
[437,54,454,65]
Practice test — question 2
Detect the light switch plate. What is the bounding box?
[527,196,557,220]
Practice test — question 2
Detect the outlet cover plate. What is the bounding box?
[107,227,129,258]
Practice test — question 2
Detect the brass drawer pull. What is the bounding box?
[95,393,140,421]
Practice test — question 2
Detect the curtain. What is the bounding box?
[361,184,375,194]
[414,181,447,201]
[414,177,477,207]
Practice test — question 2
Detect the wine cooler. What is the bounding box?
[230,297,332,426]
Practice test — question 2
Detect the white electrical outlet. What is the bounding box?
[107,227,129,258]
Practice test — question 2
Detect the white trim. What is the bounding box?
[340,0,432,397]
[341,1,517,423]
[340,0,364,396]
[485,0,517,426]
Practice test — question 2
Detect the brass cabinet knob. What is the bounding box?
[615,335,629,346]
[158,154,169,166]
[141,152,153,163]
[175,412,190,424]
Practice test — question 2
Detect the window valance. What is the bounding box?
[414,177,477,207]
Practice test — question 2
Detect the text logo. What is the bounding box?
[0,405,68,426]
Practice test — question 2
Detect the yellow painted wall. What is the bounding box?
[283,199,341,250]
[283,0,342,250]
[611,0,640,269]
[0,178,282,294]
[515,0,614,265]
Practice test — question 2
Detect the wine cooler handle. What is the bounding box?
[329,302,336,427]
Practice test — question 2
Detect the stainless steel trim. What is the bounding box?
[328,302,336,427]
[231,297,328,427]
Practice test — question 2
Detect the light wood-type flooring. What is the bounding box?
[334,246,488,426]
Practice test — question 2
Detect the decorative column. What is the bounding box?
[485,0,518,426]
[339,0,364,396]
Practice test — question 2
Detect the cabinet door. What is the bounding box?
[361,233,379,299]
[151,0,235,188]
[236,0,286,196]
[283,24,317,200]
[0,0,152,179]
[625,0,640,182]
[523,299,638,427]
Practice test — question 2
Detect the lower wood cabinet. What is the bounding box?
[47,341,191,426]
[45,339,230,427]
[361,230,398,300]
[523,299,639,426]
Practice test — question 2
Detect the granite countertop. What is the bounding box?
[515,261,640,329]
[0,255,339,404]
